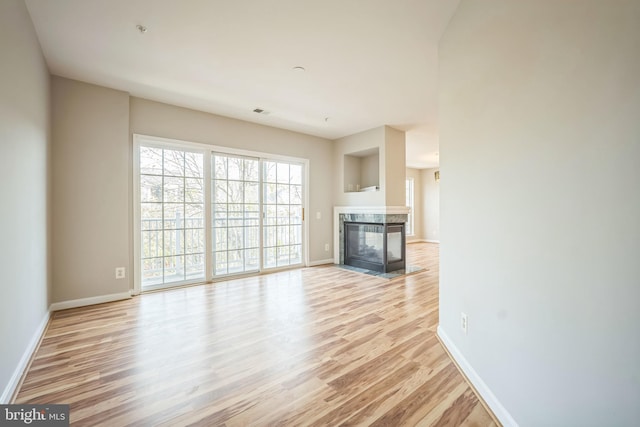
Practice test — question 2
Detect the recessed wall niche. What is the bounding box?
[343,147,380,193]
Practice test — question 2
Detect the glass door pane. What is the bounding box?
[263,160,303,269]
[212,154,260,276]
[140,146,205,288]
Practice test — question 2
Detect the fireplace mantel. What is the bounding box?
[333,206,410,264]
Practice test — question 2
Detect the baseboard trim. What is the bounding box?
[407,239,440,244]
[49,291,132,312]
[1,309,50,404]
[437,326,518,427]
[308,259,334,267]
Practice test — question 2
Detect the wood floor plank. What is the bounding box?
[15,242,498,426]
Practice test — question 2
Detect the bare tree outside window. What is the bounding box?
[138,143,305,288]
[212,154,260,275]
[140,147,205,286]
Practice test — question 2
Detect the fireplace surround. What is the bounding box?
[334,207,409,273]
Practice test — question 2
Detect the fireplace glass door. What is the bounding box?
[344,222,405,273]
[386,225,403,263]
[347,223,384,265]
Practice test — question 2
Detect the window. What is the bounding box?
[139,147,205,287]
[262,161,303,268]
[212,154,260,275]
[406,178,414,236]
[135,135,307,291]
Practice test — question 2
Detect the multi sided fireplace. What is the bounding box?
[344,222,405,273]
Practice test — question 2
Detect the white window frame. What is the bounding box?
[135,142,209,291]
[133,134,310,294]
[211,152,262,277]
[406,177,415,236]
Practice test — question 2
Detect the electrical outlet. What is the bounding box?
[461,312,468,335]
[324,243,330,251]
[115,267,126,279]
[316,212,322,220]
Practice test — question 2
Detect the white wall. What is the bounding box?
[421,167,440,242]
[0,0,50,401]
[439,1,640,426]
[129,97,335,263]
[51,77,131,303]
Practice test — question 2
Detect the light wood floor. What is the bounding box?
[15,243,497,426]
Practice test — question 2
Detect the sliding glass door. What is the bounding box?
[212,154,260,276]
[135,136,306,291]
[263,161,303,268]
[139,147,206,288]
[212,155,304,276]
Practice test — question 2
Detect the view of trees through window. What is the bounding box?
[139,143,304,288]
[212,155,303,274]
[140,147,205,287]
[262,160,303,268]
[212,154,260,275]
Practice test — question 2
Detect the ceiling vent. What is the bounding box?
[253,108,270,115]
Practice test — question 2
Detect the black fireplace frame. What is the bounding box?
[344,221,406,273]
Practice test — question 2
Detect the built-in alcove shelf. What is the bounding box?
[343,147,379,193]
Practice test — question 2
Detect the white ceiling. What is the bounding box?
[25,0,458,169]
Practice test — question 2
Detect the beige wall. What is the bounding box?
[333,125,406,207]
[406,167,440,243]
[51,77,131,302]
[421,168,440,242]
[405,168,423,241]
[383,126,406,206]
[129,97,335,262]
[343,154,361,192]
[439,1,640,425]
[0,0,50,401]
[48,84,335,305]
[360,153,379,189]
